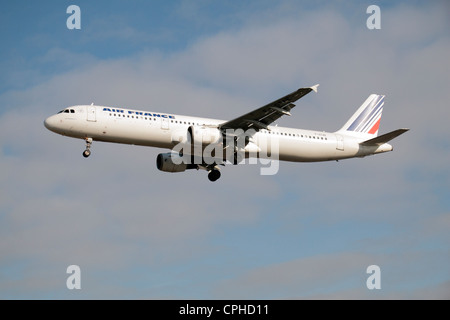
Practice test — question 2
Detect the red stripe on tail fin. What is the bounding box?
[368,118,381,135]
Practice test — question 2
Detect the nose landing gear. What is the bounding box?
[83,138,93,158]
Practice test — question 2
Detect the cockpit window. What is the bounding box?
[58,108,75,114]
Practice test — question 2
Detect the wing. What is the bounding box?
[219,84,319,132]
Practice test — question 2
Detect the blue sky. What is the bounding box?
[0,1,449,299]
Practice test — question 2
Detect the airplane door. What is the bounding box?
[336,134,344,151]
[87,105,97,122]
[161,117,169,130]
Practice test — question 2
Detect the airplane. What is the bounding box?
[44,84,408,181]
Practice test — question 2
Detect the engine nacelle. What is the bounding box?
[188,126,222,146]
[156,153,187,173]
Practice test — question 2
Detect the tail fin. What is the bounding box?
[338,94,385,138]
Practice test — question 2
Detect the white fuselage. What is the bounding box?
[44,105,391,163]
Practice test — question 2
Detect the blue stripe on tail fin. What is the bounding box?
[339,94,384,137]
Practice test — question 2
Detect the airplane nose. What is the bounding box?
[44,115,58,131]
[44,117,51,129]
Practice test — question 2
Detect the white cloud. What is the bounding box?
[213,251,375,299]
[213,245,450,299]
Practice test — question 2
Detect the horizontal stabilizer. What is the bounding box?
[360,128,409,146]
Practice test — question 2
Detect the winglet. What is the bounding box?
[310,84,319,93]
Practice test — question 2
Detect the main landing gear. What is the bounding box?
[82,138,92,158]
[207,169,221,182]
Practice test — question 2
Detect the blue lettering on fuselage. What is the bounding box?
[103,107,175,119]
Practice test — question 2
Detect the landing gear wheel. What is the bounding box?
[208,169,221,182]
[83,138,93,158]
[82,150,91,158]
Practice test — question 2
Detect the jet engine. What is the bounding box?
[156,153,187,173]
